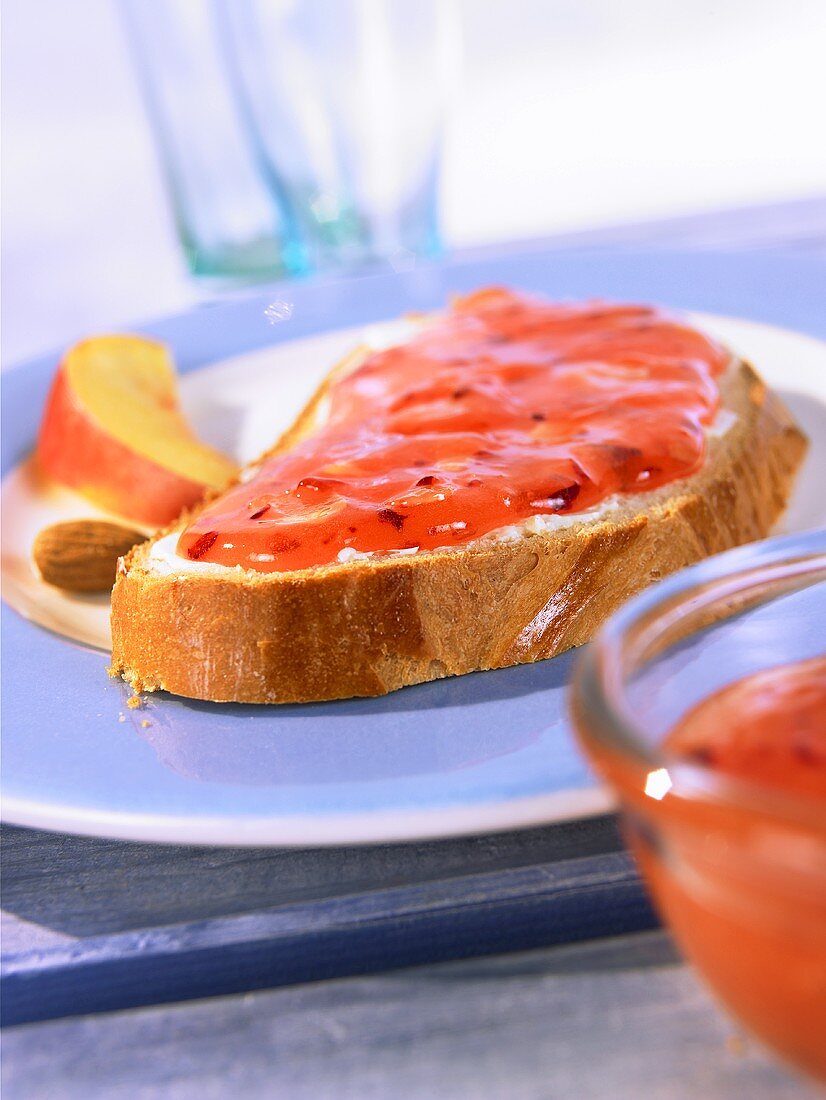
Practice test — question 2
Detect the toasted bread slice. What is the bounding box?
[111,316,806,704]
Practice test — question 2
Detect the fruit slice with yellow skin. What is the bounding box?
[37,336,238,527]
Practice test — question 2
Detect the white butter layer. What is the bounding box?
[147,497,621,576]
[333,498,622,563]
[706,408,737,438]
[147,533,251,577]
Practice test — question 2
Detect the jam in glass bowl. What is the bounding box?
[571,530,826,1081]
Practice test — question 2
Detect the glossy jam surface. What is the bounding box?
[666,656,826,799]
[178,288,729,572]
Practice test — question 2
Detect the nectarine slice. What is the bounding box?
[37,336,238,526]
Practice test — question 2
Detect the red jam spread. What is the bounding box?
[666,656,826,799]
[178,288,730,572]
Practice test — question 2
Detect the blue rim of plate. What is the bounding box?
[2,245,825,846]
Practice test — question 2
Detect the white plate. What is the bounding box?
[1,289,824,846]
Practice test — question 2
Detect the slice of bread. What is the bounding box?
[110,310,806,704]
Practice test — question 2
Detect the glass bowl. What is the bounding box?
[571,530,826,1081]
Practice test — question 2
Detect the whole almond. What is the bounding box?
[33,520,145,593]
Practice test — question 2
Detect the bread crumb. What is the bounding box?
[725,1033,747,1057]
[141,719,151,728]
[118,714,126,723]
[126,694,143,710]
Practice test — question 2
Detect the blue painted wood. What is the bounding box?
[3,932,809,1100]
[1,814,623,942]
[1,850,655,1026]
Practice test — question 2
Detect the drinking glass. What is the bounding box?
[121,0,454,280]
[121,0,306,280]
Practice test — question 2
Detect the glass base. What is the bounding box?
[184,235,310,282]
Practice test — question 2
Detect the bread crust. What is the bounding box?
[110,357,806,703]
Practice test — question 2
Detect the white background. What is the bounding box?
[3,0,826,363]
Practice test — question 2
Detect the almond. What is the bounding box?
[33,520,145,593]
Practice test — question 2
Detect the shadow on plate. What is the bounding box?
[133,652,582,787]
